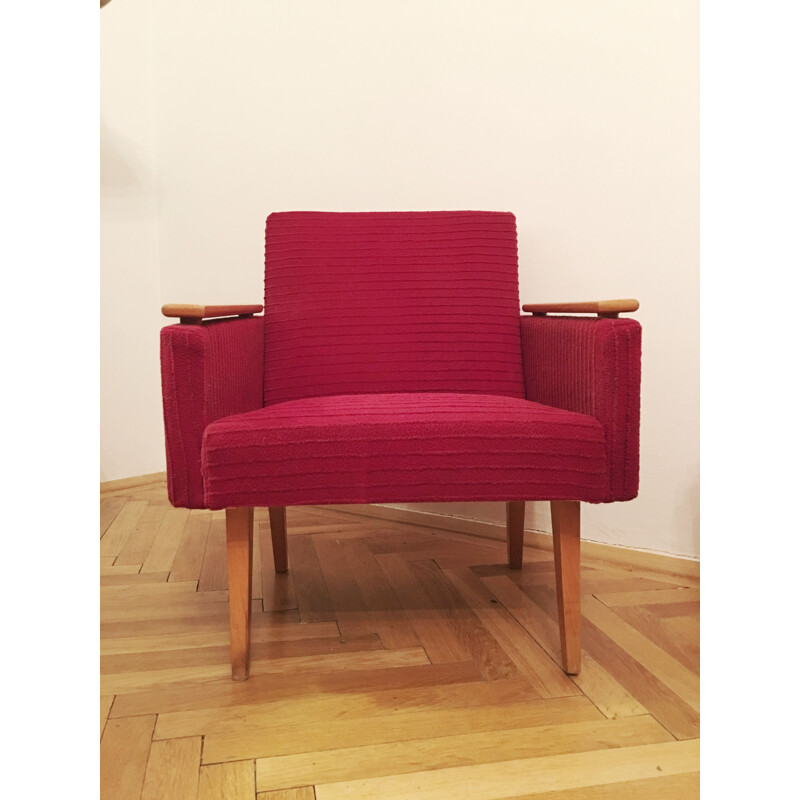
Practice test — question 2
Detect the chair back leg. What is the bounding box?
[551,500,581,674]
[268,506,288,573]
[225,507,254,681]
[506,501,526,569]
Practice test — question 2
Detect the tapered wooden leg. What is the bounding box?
[551,500,581,675]
[506,501,526,569]
[225,507,253,681]
[268,506,288,573]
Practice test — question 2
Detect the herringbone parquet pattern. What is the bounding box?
[100,478,700,799]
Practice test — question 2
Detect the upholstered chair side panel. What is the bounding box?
[520,316,642,502]
[160,317,265,508]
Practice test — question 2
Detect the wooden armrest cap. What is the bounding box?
[162,304,264,322]
[521,299,639,317]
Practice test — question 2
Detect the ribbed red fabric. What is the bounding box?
[201,393,607,509]
[520,316,642,502]
[160,317,265,508]
[263,211,525,404]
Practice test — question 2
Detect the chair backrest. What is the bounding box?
[263,211,525,405]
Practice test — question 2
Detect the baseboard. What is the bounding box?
[100,471,167,493]
[321,503,700,580]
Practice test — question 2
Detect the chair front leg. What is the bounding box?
[551,500,581,675]
[225,506,254,681]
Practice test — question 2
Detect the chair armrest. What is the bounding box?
[522,299,639,318]
[520,313,642,502]
[160,316,265,508]
[162,304,264,325]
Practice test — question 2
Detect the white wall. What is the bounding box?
[101,0,698,558]
[101,0,165,480]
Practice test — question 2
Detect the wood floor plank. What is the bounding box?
[100,561,142,576]
[101,580,201,600]
[142,507,191,574]
[313,738,699,800]
[198,761,256,800]
[112,661,481,718]
[102,620,341,656]
[115,501,170,566]
[100,500,148,557]
[485,771,699,799]
[100,609,298,639]
[481,574,564,662]
[291,534,337,622]
[157,677,537,740]
[579,560,700,590]
[366,528,493,556]
[647,600,701,618]
[595,588,700,607]
[102,584,226,603]
[501,585,700,740]
[101,610,231,638]
[376,553,472,663]
[393,542,508,565]
[339,538,420,649]
[101,571,171,586]
[481,574,653,719]
[409,559,521,681]
[140,736,202,800]
[123,485,171,501]
[102,663,235,695]
[580,614,700,738]
[203,696,603,764]
[314,535,377,640]
[260,521,298,612]
[170,510,213,584]
[100,495,129,537]
[614,606,700,674]
[100,695,114,737]
[289,524,373,538]
[445,566,578,698]
[198,512,228,591]
[485,562,682,596]
[102,633,382,675]
[103,646,429,695]
[663,615,700,647]
[569,654,649,720]
[581,596,700,712]
[255,715,673,792]
[100,596,231,623]
[258,789,316,800]
[100,714,156,800]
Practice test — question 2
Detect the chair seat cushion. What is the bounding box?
[201,393,608,509]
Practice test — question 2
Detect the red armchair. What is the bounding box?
[160,211,641,680]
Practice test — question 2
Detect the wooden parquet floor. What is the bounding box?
[100,479,700,800]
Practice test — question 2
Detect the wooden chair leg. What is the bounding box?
[268,506,288,573]
[225,507,253,681]
[506,501,525,569]
[551,500,581,675]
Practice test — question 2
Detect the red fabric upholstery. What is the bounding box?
[160,317,265,508]
[201,393,607,509]
[520,315,642,502]
[263,211,525,404]
[160,211,642,511]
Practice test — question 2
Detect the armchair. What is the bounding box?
[160,211,641,680]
